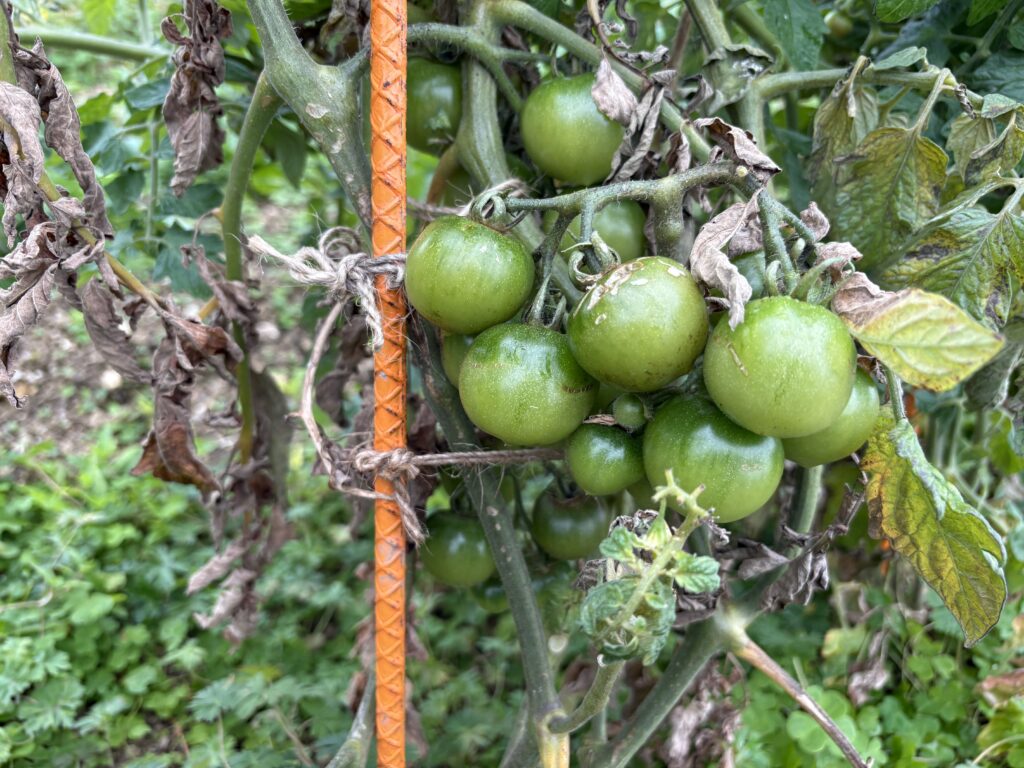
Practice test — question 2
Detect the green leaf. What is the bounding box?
[885,205,1024,328]
[761,0,826,71]
[862,413,1007,646]
[967,0,1007,23]
[123,78,171,111]
[69,593,116,626]
[578,577,675,664]
[122,664,158,695]
[832,127,948,271]
[874,0,940,22]
[645,516,672,549]
[835,278,1004,390]
[946,115,997,181]
[0,728,10,763]
[973,51,1024,103]
[670,552,720,593]
[17,678,85,736]
[873,46,928,69]
[947,109,1024,184]
[599,526,645,565]
[82,0,117,35]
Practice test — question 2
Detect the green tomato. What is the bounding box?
[531,493,613,560]
[568,257,709,392]
[405,216,535,334]
[783,369,880,467]
[643,397,784,522]
[703,296,857,438]
[441,332,474,386]
[407,58,462,155]
[612,394,647,430]
[542,200,647,263]
[421,513,495,587]
[459,324,598,446]
[733,251,766,298]
[592,382,624,413]
[824,10,854,37]
[520,74,624,186]
[472,580,509,612]
[565,424,645,496]
[627,478,658,510]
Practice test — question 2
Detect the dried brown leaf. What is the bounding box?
[79,280,151,384]
[694,117,780,183]
[592,57,639,126]
[689,199,756,327]
[0,80,45,244]
[161,0,232,195]
[0,263,54,405]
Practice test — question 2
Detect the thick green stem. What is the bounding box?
[550,661,624,734]
[14,26,166,60]
[591,619,728,768]
[247,0,372,227]
[409,22,524,109]
[756,66,973,105]
[416,326,565,758]
[790,465,823,545]
[885,365,907,421]
[731,4,783,60]
[221,72,281,463]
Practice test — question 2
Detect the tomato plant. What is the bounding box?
[531,492,614,560]
[405,215,535,334]
[567,257,709,392]
[421,512,496,587]
[458,323,598,445]
[643,397,784,522]
[519,73,624,186]
[703,296,858,438]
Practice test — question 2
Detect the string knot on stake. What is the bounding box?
[247,227,405,350]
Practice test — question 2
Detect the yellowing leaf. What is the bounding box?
[833,273,1004,391]
[885,206,1024,328]
[863,414,1006,646]
[833,127,947,270]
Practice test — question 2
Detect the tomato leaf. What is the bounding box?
[862,413,1007,646]
[873,0,940,22]
[946,109,1024,184]
[972,51,1024,103]
[670,552,720,593]
[884,205,1024,328]
[761,0,826,71]
[689,199,757,328]
[832,127,948,271]
[967,0,1008,23]
[833,272,1004,390]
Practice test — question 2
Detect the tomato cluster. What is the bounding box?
[405,65,881,591]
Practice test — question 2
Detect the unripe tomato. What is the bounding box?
[407,58,462,155]
[543,200,647,263]
[441,332,473,385]
[568,257,709,392]
[628,478,658,510]
[531,493,614,560]
[824,10,854,37]
[472,580,509,612]
[520,74,624,186]
[421,513,495,587]
[593,382,624,413]
[565,424,645,496]
[783,369,880,467]
[459,324,598,445]
[405,216,535,334]
[643,397,784,522]
[612,393,647,430]
[703,296,857,438]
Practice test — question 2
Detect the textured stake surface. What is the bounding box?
[370,0,407,763]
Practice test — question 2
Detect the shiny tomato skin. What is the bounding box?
[783,369,881,467]
[520,74,624,186]
[543,200,647,263]
[702,296,857,438]
[565,424,645,496]
[405,216,535,335]
[407,58,462,155]
[643,396,784,523]
[531,494,614,560]
[421,513,495,587]
[612,393,647,430]
[459,324,598,446]
[568,257,709,392]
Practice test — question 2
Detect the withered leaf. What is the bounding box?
[689,199,756,328]
[161,0,233,195]
[79,280,151,384]
[694,117,780,183]
[0,263,54,406]
[0,80,45,245]
[182,244,256,335]
[13,41,112,236]
[591,57,638,126]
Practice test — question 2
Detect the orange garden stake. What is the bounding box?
[369,0,408,763]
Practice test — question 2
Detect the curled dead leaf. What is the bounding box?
[689,199,757,328]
